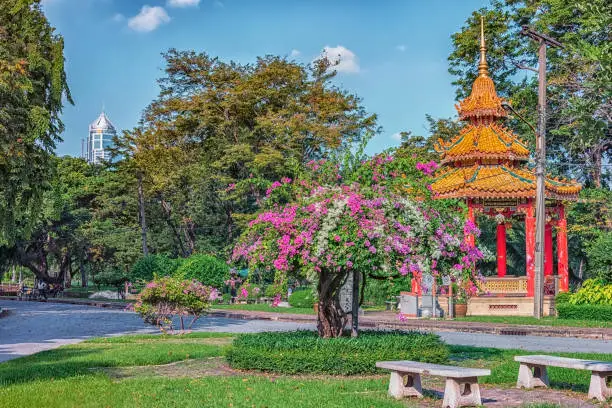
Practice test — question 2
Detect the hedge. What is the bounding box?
[225,330,449,375]
[556,303,612,321]
[288,289,316,308]
[130,254,182,282]
[174,254,229,288]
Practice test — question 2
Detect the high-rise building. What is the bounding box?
[86,111,117,164]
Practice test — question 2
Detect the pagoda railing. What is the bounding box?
[479,276,558,296]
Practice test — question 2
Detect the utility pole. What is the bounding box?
[520,26,562,319]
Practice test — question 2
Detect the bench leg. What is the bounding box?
[517,363,549,389]
[442,377,482,408]
[588,371,612,402]
[387,371,423,399]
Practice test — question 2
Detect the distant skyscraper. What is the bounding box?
[86,111,117,164]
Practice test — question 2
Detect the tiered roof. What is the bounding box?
[431,18,580,201]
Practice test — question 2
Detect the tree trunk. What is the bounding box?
[160,198,189,257]
[137,173,149,256]
[80,262,87,287]
[316,268,348,338]
[351,270,360,338]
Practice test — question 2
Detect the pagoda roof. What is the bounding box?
[435,123,530,164]
[430,164,581,201]
[456,75,508,120]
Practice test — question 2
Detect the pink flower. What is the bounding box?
[334,235,341,242]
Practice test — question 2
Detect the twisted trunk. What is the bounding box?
[316,268,348,338]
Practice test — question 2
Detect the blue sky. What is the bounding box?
[42,0,489,157]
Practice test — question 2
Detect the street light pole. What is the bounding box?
[520,26,562,319]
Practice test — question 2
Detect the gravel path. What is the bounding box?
[1,300,610,363]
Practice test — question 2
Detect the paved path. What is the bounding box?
[1,300,610,363]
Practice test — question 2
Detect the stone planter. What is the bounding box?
[454,303,467,317]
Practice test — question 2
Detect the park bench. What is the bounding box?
[376,360,491,408]
[515,355,612,402]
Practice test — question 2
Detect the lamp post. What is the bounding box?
[505,26,562,318]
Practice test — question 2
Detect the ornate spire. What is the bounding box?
[478,16,489,77]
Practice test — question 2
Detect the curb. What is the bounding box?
[209,309,612,340]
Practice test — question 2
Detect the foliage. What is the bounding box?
[129,254,182,282]
[569,279,612,306]
[0,0,72,246]
[232,154,483,337]
[134,276,219,332]
[288,289,316,308]
[554,291,572,305]
[115,51,378,257]
[585,233,612,283]
[92,268,128,291]
[225,330,449,375]
[174,254,229,289]
[556,303,612,322]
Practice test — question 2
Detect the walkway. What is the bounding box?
[0,300,610,363]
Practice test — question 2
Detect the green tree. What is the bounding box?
[0,0,72,246]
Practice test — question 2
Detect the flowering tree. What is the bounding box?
[232,155,482,338]
[134,277,219,333]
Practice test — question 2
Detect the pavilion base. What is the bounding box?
[467,296,556,317]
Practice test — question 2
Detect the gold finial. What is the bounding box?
[478,15,489,77]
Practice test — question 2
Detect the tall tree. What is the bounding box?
[0,0,72,246]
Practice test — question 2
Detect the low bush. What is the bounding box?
[93,268,128,292]
[174,254,229,288]
[556,303,612,321]
[134,277,219,332]
[586,232,612,283]
[130,254,182,282]
[554,291,572,305]
[226,330,449,375]
[288,289,316,308]
[569,279,612,306]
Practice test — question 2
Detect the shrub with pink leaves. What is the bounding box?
[134,276,218,333]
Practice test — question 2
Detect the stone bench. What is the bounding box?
[376,360,491,408]
[515,355,612,402]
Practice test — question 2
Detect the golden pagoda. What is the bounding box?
[430,17,581,301]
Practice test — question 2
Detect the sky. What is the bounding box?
[41,0,489,157]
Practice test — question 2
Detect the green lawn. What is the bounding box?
[455,315,612,328]
[213,303,315,314]
[0,332,609,407]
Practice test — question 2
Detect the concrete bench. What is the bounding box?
[376,360,491,408]
[515,355,612,402]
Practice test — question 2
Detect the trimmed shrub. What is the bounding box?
[174,254,229,289]
[130,254,182,282]
[556,303,612,321]
[226,330,449,375]
[555,291,572,305]
[288,289,316,308]
[93,268,128,292]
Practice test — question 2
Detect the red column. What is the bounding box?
[544,224,553,276]
[496,222,507,277]
[466,202,476,247]
[525,204,536,297]
[557,207,569,292]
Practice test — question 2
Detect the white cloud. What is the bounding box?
[290,49,301,57]
[320,45,360,74]
[391,132,402,141]
[112,13,125,22]
[128,6,170,32]
[167,0,200,7]
[396,44,407,52]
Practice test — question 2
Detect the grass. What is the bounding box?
[455,315,612,328]
[213,303,315,314]
[0,331,609,407]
